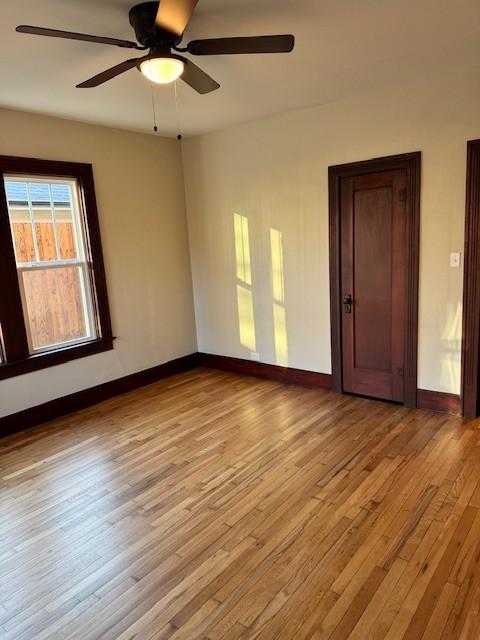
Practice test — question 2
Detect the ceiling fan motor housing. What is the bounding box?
[129,2,182,48]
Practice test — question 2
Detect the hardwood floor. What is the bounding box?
[0,367,479,639]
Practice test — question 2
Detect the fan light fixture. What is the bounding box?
[139,57,184,84]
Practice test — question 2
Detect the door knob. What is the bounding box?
[343,294,352,313]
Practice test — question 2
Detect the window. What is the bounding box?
[6,178,96,352]
[0,157,113,379]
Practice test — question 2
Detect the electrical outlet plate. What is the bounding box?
[450,252,461,268]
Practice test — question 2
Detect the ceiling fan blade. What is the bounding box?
[77,58,142,88]
[155,0,199,36]
[187,34,295,56]
[16,25,142,49]
[180,58,219,94]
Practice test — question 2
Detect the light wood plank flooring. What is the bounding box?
[1,368,479,639]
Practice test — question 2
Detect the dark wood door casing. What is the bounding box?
[329,152,421,408]
[462,140,480,418]
[340,169,407,402]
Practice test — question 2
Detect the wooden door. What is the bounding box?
[340,169,407,402]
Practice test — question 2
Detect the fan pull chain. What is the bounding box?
[151,84,158,133]
[174,81,182,141]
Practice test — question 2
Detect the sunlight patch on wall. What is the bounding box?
[270,228,288,366]
[234,213,252,285]
[438,301,462,393]
[271,228,285,303]
[273,303,288,366]
[234,213,256,352]
[237,284,256,351]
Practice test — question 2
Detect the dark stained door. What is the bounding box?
[340,169,407,402]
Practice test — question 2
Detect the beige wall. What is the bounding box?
[2,62,478,415]
[0,108,196,417]
[183,67,480,395]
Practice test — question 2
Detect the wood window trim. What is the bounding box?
[328,152,421,408]
[461,140,480,418]
[0,155,113,381]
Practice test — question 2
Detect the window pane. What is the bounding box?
[56,209,78,260]
[29,182,50,206]
[9,209,36,262]
[20,266,91,350]
[5,181,28,206]
[51,183,71,207]
[33,209,58,261]
[5,180,80,265]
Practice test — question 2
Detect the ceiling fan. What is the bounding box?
[16,0,295,94]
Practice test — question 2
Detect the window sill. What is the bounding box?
[0,337,114,381]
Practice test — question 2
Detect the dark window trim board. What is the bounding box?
[328,152,421,408]
[0,338,114,381]
[0,353,462,437]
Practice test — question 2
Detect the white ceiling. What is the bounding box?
[1,0,480,137]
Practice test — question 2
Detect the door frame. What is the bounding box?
[328,152,421,408]
[461,140,480,418]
